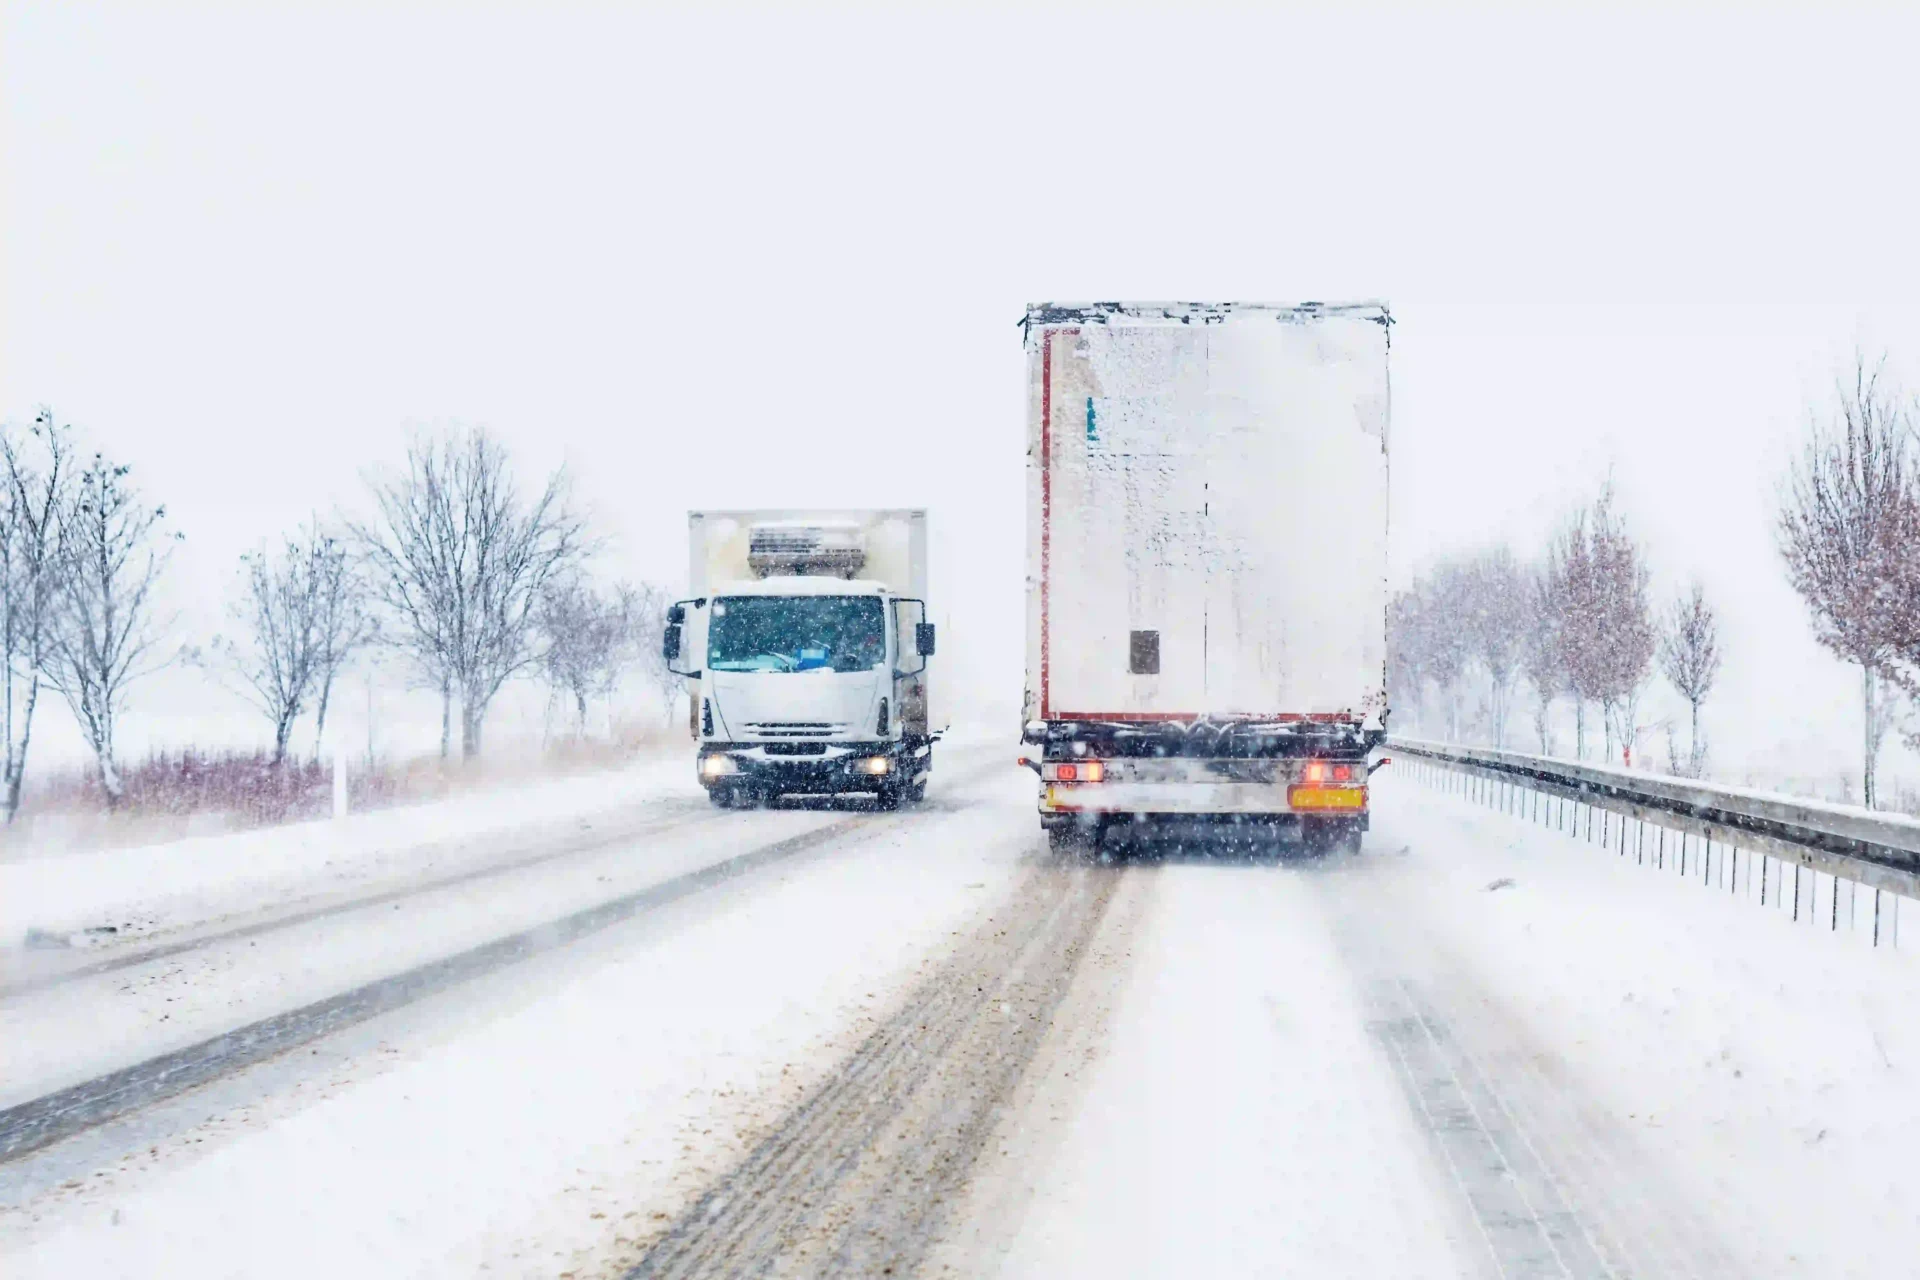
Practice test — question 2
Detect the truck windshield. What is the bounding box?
[707,595,886,673]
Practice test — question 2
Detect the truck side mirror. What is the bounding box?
[667,604,686,626]
[662,623,683,664]
[916,622,936,656]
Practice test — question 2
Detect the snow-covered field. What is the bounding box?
[4,753,1917,1277]
[0,750,695,955]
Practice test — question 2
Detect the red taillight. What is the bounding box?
[1301,760,1356,785]
[1049,760,1105,783]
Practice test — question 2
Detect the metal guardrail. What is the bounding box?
[1389,737,1919,944]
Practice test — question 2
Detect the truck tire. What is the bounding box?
[708,787,736,809]
[874,782,903,811]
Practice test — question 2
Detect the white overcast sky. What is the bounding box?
[5,3,1920,785]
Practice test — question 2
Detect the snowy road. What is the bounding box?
[4,756,1917,1277]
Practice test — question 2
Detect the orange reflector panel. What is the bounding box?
[1289,786,1366,811]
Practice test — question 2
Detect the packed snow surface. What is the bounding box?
[4,757,1917,1276]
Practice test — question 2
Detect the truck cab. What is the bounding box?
[664,513,937,808]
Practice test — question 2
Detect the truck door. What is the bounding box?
[890,598,929,737]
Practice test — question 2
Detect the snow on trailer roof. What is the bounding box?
[709,577,893,597]
[1022,300,1392,328]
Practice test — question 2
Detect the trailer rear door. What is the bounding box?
[1028,306,1389,723]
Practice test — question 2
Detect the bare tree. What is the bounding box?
[538,578,636,735]
[308,532,374,762]
[357,429,584,760]
[1658,581,1721,777]
[1462,546,1528,747]
[1423,563,1472,740]
[1545,511,1598,758]
[218,542,320,765]
[0,410,76,822]
[1778,353,1915,808]
[626,582,683,725]
[1587,491,1655,764]
[1521,568,1561,755]
[41,450,178,806]
[1544,489,1654,764]
[1386,588,1428,735]
[214,523,370,766]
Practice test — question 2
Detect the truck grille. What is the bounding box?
[761,742,828,756]
[744,722,848,737]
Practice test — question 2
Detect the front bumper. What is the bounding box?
[699,741,913,794]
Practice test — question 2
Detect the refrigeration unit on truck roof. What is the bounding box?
[1018,301,1391,854]
[689,509,928,597]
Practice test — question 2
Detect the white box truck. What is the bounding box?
[1019,301,1391,852]
[663,509,938,808]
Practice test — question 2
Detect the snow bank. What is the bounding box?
[1374,771,1920,1276]
[0,767,1035,1278]
[0,751,695,950]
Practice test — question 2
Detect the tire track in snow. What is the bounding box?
[0,812,889,1163]
[1318,854,1741,1278]
[1368,976,1618,1279]
[626,856,1121,1280]
[3,798,720,998]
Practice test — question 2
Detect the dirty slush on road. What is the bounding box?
[625,853,1122,1279]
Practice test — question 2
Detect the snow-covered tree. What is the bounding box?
[356,428,585,759]
[1658,581,1721,777]
[41,450,178,806]
[216,522,371,766]
[0,410,77,821]
[1778,353,1915,808]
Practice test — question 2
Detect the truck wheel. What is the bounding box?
[907,777,928,804]
[708,787,736,809]
[874,783,903,811]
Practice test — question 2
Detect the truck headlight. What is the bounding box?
[858,755,891,776]
[700,754,737,778]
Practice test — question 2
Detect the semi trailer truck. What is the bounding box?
[663,509,938,809]
[1019,301,1391,852]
